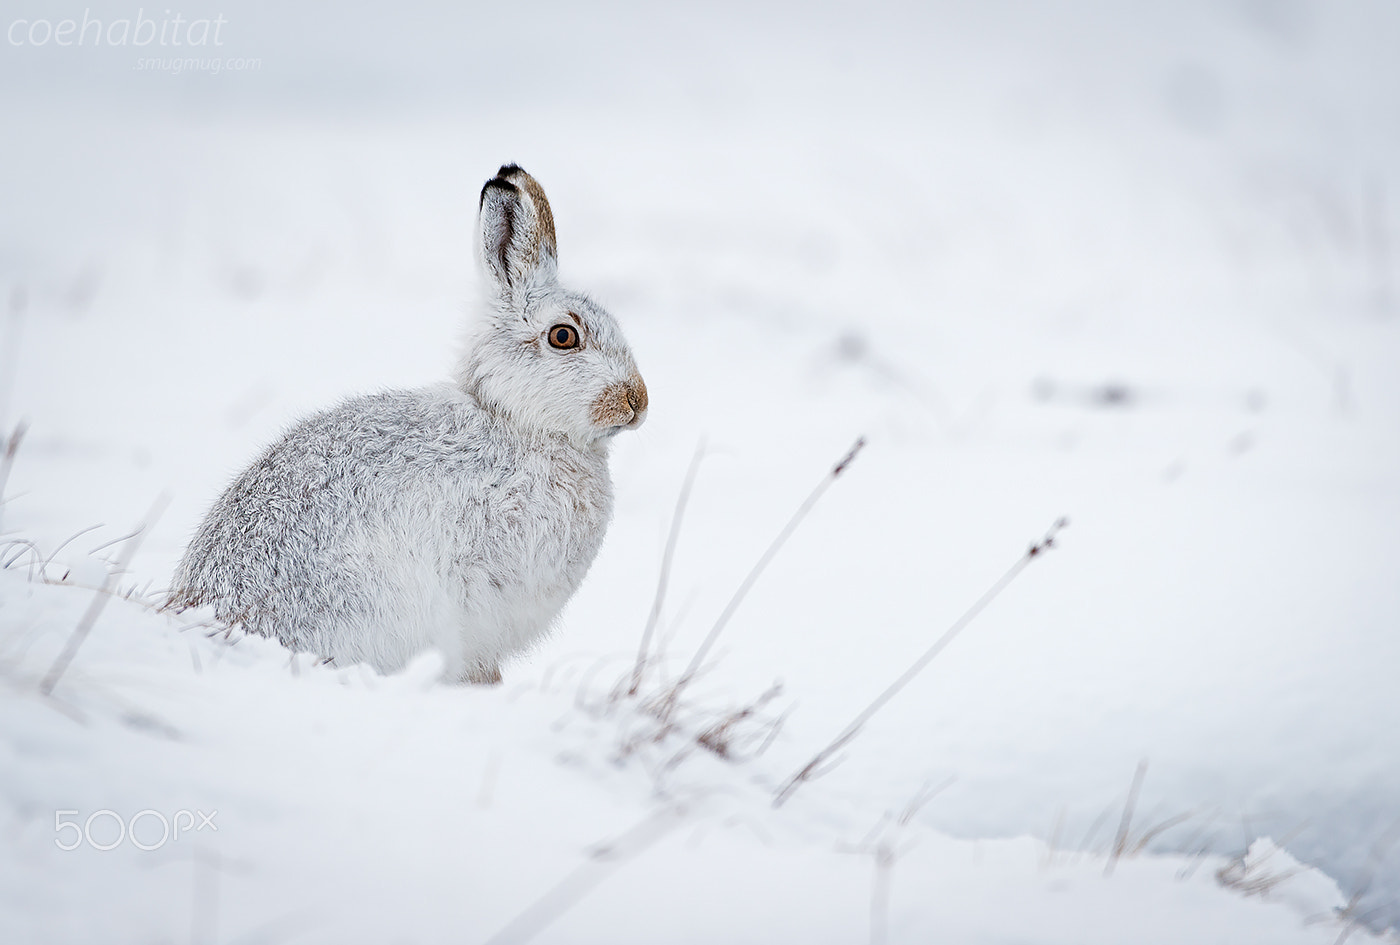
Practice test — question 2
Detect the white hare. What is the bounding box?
[170,164,647,684]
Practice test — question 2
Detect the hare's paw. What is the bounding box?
[464,663,503,687]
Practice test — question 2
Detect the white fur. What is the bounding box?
[170,165,647,684]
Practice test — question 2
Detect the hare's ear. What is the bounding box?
[477,164,558,310]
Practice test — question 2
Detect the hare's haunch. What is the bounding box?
[170,165,647,684]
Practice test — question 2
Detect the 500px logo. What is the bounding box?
[55,809,218,851]
[7,9,228,47]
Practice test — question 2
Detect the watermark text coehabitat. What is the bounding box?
[55,809,218,851]
[8,9,227,47]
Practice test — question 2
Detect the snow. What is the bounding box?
[0,569,1383,943]
[3,0,1400,941]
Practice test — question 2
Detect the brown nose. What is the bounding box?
[626,376,648,419]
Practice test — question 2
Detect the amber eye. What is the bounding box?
[547,323,580,350]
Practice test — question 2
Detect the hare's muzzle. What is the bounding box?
[592,375,648,431]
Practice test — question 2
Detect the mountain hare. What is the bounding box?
[170,165,647,684]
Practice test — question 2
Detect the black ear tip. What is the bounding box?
[479,175,521,208]
[497,163,525,178]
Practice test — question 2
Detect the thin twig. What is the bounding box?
[1,537,41,570]
[1129,809,1195,856]
[773,517,1068,807]
[843,777,954,945]
[658,437,865,720]
[0,420,29,534]
[629,440,705,696]
[482,804,690,945]
[1333,818,1400,943]
[1043,805,1067,869]
[695,681,784,759]
[1106,759,1148,876]
[39,524,106,579]
[0,285,25,440]
[88,525,144,556]
[898,776,956,827]
[39,492,171,695]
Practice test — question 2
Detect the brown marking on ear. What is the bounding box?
[496,165,557,262]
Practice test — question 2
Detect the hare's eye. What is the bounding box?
[547,324,580,350]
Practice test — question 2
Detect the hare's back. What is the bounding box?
[179,385,491,588]
[265,385,490,485]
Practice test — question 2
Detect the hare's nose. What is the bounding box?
[626,376,648,422]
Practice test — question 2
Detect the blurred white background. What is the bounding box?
[3,0,1399,936]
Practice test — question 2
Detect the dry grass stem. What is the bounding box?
[656,436,865,722]
[0,420,29,534]
[695,682,785,759]
[482,804,690,945]
[1106,759,1148,876]
[840,777,954,945]
[39,492,171,695]
[1332,820,1400,944]
[773,517,1068,807]
[628,439,705,696]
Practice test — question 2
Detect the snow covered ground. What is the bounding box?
[3,1,1399,941]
